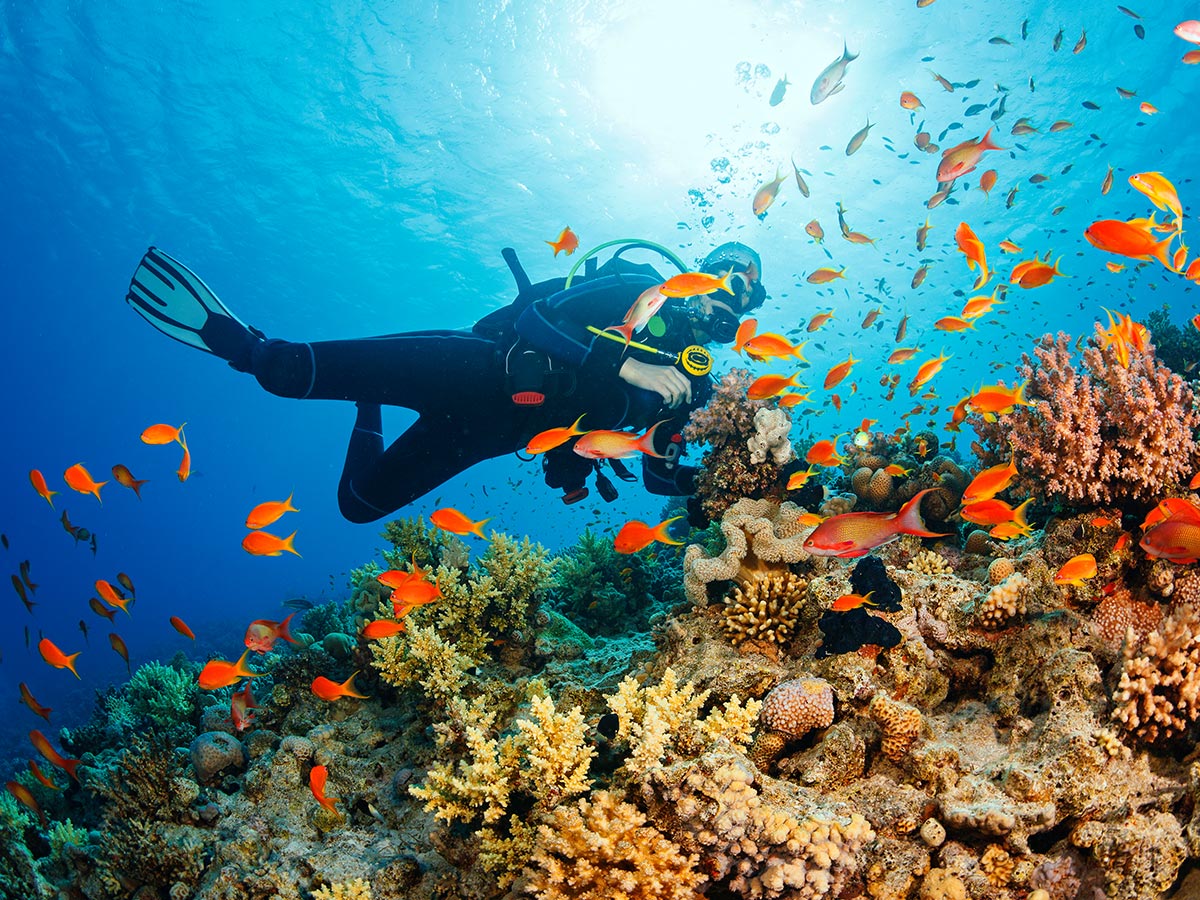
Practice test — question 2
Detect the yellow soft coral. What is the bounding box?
[522,790,706,900]
[516,694,595,804]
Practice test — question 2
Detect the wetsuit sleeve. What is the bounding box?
[514,274,660,376]
[640,375,713,496]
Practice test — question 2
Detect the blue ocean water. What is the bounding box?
[0,0,1196,770]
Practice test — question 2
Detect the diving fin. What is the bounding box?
[126,247,263,366]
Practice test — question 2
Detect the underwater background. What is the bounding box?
[3,0,1200,898]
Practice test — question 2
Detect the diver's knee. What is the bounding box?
[337,483,387,524]
[251,339,315,399]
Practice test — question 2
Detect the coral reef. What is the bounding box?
[721,571,807,650]
[683,369,793,523]
[972,329,1200,508]
[747,407,793,466]
[1112,601,1200,744]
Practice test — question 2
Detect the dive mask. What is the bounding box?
[685,297,742,344]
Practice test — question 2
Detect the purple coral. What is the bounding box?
[971,329,1200,508]
[683,368,791,521]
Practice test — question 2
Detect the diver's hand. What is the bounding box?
[618,358,692,409]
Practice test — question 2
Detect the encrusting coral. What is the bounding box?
[972,328,1200,508]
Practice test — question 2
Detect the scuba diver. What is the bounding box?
[125,239,766,523]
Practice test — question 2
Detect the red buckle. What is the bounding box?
[561,487,589,505]
[512,391,545,406]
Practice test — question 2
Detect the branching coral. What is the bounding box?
[606,668,761,776]
[683,499,811,606]
[971,329,1200,508]
[370,623,475,706]
[722,571,808,649]
[549,530,661,636]
[976,573,1030,629]
[683,368,792,522]
[312,878,373,900]
[379,515,468,571]
[521,790,706,900]
[1112,602,1200,743]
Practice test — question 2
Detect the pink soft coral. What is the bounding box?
[971,328,1200,509]
[683,368,789,522]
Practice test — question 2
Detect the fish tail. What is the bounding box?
[604,322,635,348]
[66,653,81,679]
[1012,497,1034,527]
[278,611,301,645]
[285,491,298,513]
[895,488,952,538]
[283,531,302,557]
[569,413,587,435]
[842,40,859,62]
[792,340,810,361]
[60,757,82,783]
[979,128,1003,151]
[471,518,492,539]
[1151,233,1180,271]
[636,420,670,458]
[652,517,685,546]
[132,479,148,498]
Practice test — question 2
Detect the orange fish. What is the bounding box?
[660,270,735,299]
[806,267,846,284]
[390,577,442,615]
[1114,532,1132,553]
[309,764,339,813]
[428,506,491,537]
[6,780,46,827]
[64,463,106,504]
[733,318,758,355]
[170,616,196,639]
[786,465,820,491]
[312,672,369,702]
[28,760,62,791]
[807,311,835,332]
[1091,515,1119,528]
[908,351,952,394]
[1085,219,1177,268]
[140,422,187,445]
[805,219,825,243]
[937,128,1003,182]
[945,395,971,432]
[777,392,811,408]
[573,422,666,461]
[362,619,407,639]
[230,683,259,732]
[111,464,149,498]
[1139,101,1158,115]
[198,649,262,690]
[1105,261,1127,273]
[979,169,997,197]
[242,530,300,557]
[109,632,131,675]
[741,333,809,363]
[954,222,990,289]
[377,569,419,590]
[1009,257,1066,288]
[1184,49,1200,63]
[614,516,684,554]
[29,469,57,508]
[95,580,132,615]
[823,354,859,390]
[968,381,1031,415]
[997,240,1023,254]
[935,316,975,332]
[30,730,81,782]
[888,347,921,365]
[806,435,847,467]
[960,497,1033,527]
[1054,553,1097,586]
[177,436,192,483]
[962,456,1018,504]
[753,168,787,218]
[804,489,949,558]
[546,227,579,257]
[38,638,80,678]
[900,91,923,109]
[1140,497,1200,533]
[525,415,588,455]
[246,493,299,530]
[989,520,1033,540]
[244,613,300,653]
[19,683,52,721]
[960,290,1002,320]
[798,512,825,527]
[1130,172,1183,223]
[831,591,876,612]
[748,373,804,401]
[883,464,912,477]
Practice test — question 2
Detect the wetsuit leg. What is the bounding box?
[337,403,523,523]
[248,330,500,408]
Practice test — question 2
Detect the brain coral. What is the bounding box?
[683,499,811,606]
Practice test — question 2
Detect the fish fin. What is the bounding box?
[895,488,952,538]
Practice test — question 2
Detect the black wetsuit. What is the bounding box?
[241,258,712,523]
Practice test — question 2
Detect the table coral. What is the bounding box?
[520,790,706,900]
[971,329,1200,508]
[683,499,811,606]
